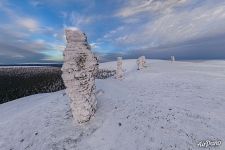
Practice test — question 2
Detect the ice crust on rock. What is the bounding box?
[62,29,98,123]
[116,57,123,79]
[65,29,87,43]
[137,56,146,70]
[171,56,175,62]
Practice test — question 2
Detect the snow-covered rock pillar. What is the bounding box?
[171,56,175,62]
[61,28,98,123]
[116,57,123,79]
[137,56,146,70]
[142,56,146,67]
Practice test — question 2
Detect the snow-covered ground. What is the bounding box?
[0,59,225,150]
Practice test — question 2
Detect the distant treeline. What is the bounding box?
[0,67,115,104]
[0,67,65,104]
[0,64,63,67]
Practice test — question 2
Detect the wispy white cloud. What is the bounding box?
[0,0,65,62]
[107,0,225,50]
[116,0,188,18]
[62,11,104,30]
[29,0,43,7]
[103,26,125,39]
[69,11,93,27]
[1,0,225,63]
[0,1,41,33]
[16,18,39,32]
[11,54,25,58]
[89,42,99,49]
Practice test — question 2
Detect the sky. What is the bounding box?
[0,0,225,64]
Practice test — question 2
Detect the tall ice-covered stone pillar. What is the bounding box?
[171,56,175,62]
[61,28,98,123]
[116,57,123,79]
[137,56,146,70]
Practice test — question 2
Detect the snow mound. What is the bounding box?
[1,59,225,150]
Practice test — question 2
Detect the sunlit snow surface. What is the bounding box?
[1,59,225,150]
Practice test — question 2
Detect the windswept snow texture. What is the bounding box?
[0,59,225,150]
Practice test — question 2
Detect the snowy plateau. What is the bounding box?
[0,59,225,150]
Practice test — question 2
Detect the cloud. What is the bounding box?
[0,0,65,63]
[29,0,95,8]
[69,12,93,27]
[97,33,225,62]
[103,26,125,39]
[29,0,43,7]
[116,0,188,18]
[16,18,39,32]
[0,1,41,33]
[1,0,225,63]
[108,0,225,49]
[0,41,48,64]
[62,11,99,30]
[89,0,225,62]
[89,42,99,49]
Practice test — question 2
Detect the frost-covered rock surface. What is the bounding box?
[116,57,123,79]
[1,59,225,150]
[61,29,98,123]
[171,56,175,62]
[137,56,146,70]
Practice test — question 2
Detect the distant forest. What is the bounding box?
[0,67,115,104]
